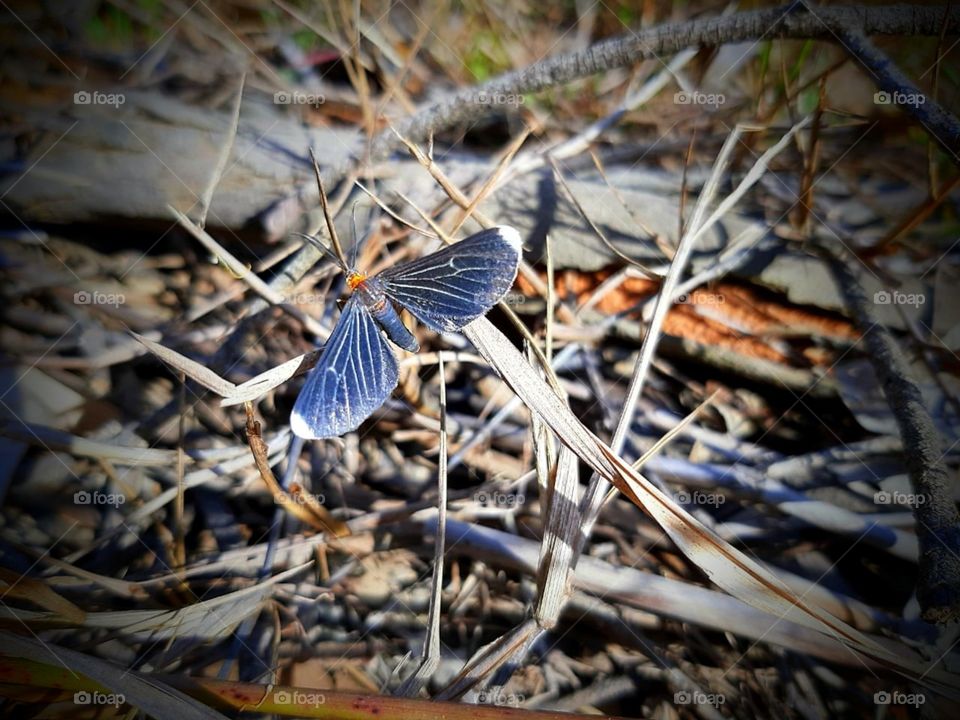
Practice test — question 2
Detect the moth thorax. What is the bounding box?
[346,271,367,291]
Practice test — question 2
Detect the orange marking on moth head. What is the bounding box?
[346,272,367,291]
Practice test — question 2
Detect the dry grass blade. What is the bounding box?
[4,564,311,643]
[622,118,810,446]
[0,569,86,624]
[125,432,291,526]
[437,618,539,700]
[447,126,531,237]
[632,390,721,471]
[220,350,322,406]
[168,205,326,336]
[0,420,182,466]
[0,631,229,720]
[434,515,888,664]
[131,332,238,402]
[18,554,148,601]
[198,72,245,229]
[396,355,448,696]
[168,206,285,304]
[133,334,322,410]
[534,443,579,629]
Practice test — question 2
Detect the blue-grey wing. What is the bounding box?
[290,295,399,439]
[377,226,522,332]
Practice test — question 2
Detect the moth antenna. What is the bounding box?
[292,232,349,274]
[348,201,362,269]
[308,149,349,268]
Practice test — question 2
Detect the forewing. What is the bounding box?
[290,296,399,439]
[378,226,521,332]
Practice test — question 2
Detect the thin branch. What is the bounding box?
[837,25,960,164]
[822,244,960,624]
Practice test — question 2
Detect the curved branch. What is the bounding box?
[367,3,960,162]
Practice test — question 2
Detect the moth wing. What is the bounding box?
[378,226,521,332]
[291,295,399,439]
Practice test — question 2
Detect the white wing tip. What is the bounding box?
[290,411,321,440]
[491,225,522,254]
